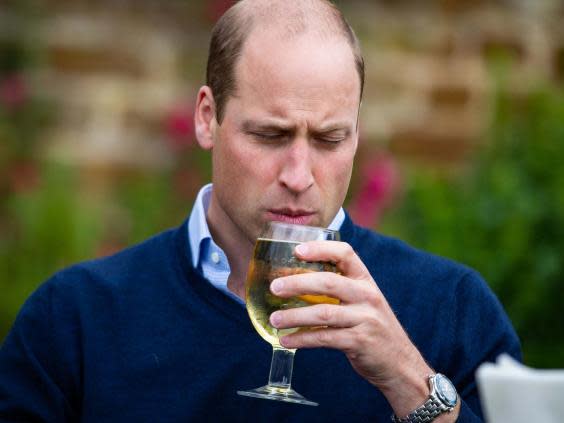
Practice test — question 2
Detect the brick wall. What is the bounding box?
[2,0,563,172]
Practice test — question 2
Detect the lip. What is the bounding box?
[266,209,316,225]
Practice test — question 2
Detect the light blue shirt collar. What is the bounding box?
[188,183,214,269]
[187,183,345,302]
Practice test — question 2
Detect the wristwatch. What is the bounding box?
[391,373,458,423]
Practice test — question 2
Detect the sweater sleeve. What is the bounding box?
[442,270,522,422]
[455,399,484,422]
[0,275,80,422]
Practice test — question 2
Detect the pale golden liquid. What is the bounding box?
[245,239,339,347]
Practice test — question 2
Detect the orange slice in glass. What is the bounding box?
[297,294,340,305]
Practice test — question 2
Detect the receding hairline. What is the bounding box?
[206,0,365,123]
[232,0,353,42]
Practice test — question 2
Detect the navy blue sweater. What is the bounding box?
[0,215,520,422]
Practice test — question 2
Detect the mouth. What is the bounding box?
[266,208,316,225]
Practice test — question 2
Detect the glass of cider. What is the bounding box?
[237,222,340,406]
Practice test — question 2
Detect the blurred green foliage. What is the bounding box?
[381,87,564,368]
[0,165,101,336]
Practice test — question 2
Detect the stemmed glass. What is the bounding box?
[237,222,340,406]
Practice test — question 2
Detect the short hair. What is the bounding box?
[206,0,365,124]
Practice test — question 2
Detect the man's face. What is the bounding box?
[207,30,360,244]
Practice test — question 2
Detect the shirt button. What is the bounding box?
[211,252,220,264]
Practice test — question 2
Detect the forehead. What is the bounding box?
[232,29,360,121]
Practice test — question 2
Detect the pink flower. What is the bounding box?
[348,154,401,228]
[164,102,196,151]
[0,74,27,110]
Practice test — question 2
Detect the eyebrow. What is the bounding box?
[242,119,293,132]
[312,125,351,136]
[242,119,352,135]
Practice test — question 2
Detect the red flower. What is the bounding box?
[164,102,196,151]
[348,154,401,228]
[0,74,27,110]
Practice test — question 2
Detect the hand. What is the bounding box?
[269,240,453,419]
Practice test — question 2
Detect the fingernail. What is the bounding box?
[270,312,281,327]
[271,279,284,294]
[295,244,308,256]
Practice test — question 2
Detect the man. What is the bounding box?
[0,1,520,422]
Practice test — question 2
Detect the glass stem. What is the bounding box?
[268,346,295,390]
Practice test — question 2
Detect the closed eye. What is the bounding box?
[249,131,289,142]
[313,128,350,146]
[317,136,346,144]
[314,134,349,147]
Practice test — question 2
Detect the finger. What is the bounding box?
[270,303,362,329]
[270,271,370,304]
[279,327,357,352]
[294,241,370,280]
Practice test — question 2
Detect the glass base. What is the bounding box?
[237,385,318,406]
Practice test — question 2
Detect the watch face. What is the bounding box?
[435,374,458,407]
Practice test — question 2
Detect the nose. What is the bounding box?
[278,138,314,195]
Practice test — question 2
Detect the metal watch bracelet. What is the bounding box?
[390,373,458,423]
[391,396,446,423]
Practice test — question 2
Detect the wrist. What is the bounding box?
[391,374,460,423]
[379,360,434,418]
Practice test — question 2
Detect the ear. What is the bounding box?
[194,85,218,150]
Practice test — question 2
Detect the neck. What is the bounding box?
[206,194,254,301]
